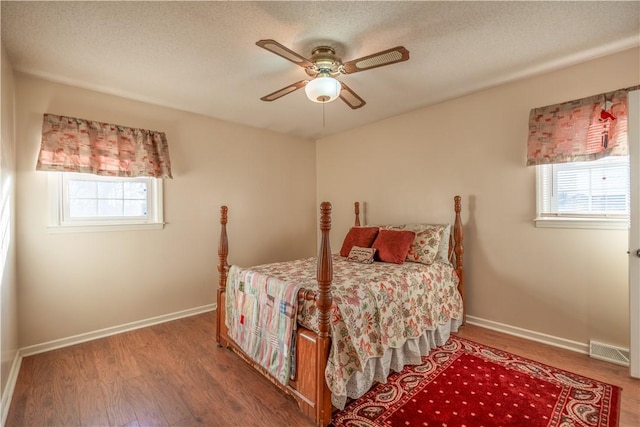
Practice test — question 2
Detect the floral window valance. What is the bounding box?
[527,85,639,166]
[36,114,173,178]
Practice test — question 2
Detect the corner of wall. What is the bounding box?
[1,41,20,426]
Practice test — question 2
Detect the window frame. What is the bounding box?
[47,172,165,233]
[535,156,630,230]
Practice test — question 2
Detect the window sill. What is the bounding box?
[534,217,628,230]
[47,222,165,234]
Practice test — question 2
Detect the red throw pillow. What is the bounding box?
[340,227,379,257]
[372,229,416,264]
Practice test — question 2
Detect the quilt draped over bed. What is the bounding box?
[225,265,302,385]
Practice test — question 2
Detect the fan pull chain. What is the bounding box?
[322,102,326,127]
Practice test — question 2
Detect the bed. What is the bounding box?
[216,196,465,427]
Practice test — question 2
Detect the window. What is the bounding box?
[536,156,630,229]
[48,172,164,232]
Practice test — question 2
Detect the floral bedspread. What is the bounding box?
[245,255,463,399]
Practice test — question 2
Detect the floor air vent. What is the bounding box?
[589,341,630,366]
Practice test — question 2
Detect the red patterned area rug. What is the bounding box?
[331,336,620,427]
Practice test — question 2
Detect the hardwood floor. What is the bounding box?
[6,312,313,427]
[6,311,639,426]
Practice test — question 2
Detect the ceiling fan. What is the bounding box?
[256,39,410,109]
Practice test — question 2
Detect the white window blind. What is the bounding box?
[536,156,630,228]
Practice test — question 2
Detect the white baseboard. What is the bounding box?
[466,315,589,354]
[20,303,216,357]
[1,351,22,427]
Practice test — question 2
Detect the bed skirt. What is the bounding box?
[332,316,464,409]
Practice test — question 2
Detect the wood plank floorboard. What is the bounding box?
[6,311,639,426]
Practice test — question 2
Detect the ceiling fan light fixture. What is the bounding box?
[305,74,342,103]
[257,39,409,109]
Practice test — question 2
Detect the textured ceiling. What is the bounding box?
[2,1,639,140]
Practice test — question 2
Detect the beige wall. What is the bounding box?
[1,43,18,409]
[15,74,317,347]
[8,47,640,353]
[317,48,640,349]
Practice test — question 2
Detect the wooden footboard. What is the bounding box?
[216,197,464,427]
[216,203,334,426]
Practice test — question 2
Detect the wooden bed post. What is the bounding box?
[354,202,361,226]
[453,196,465,324]
[316,202,333,426]
[216,205,229,346]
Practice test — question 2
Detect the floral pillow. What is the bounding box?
[384,224,445,265]
[347,246,376,264]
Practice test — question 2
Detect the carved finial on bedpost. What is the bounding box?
[354,202,361,226]
[216,206,229,346]
[453,196,465,324]
[317,202,333,340]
